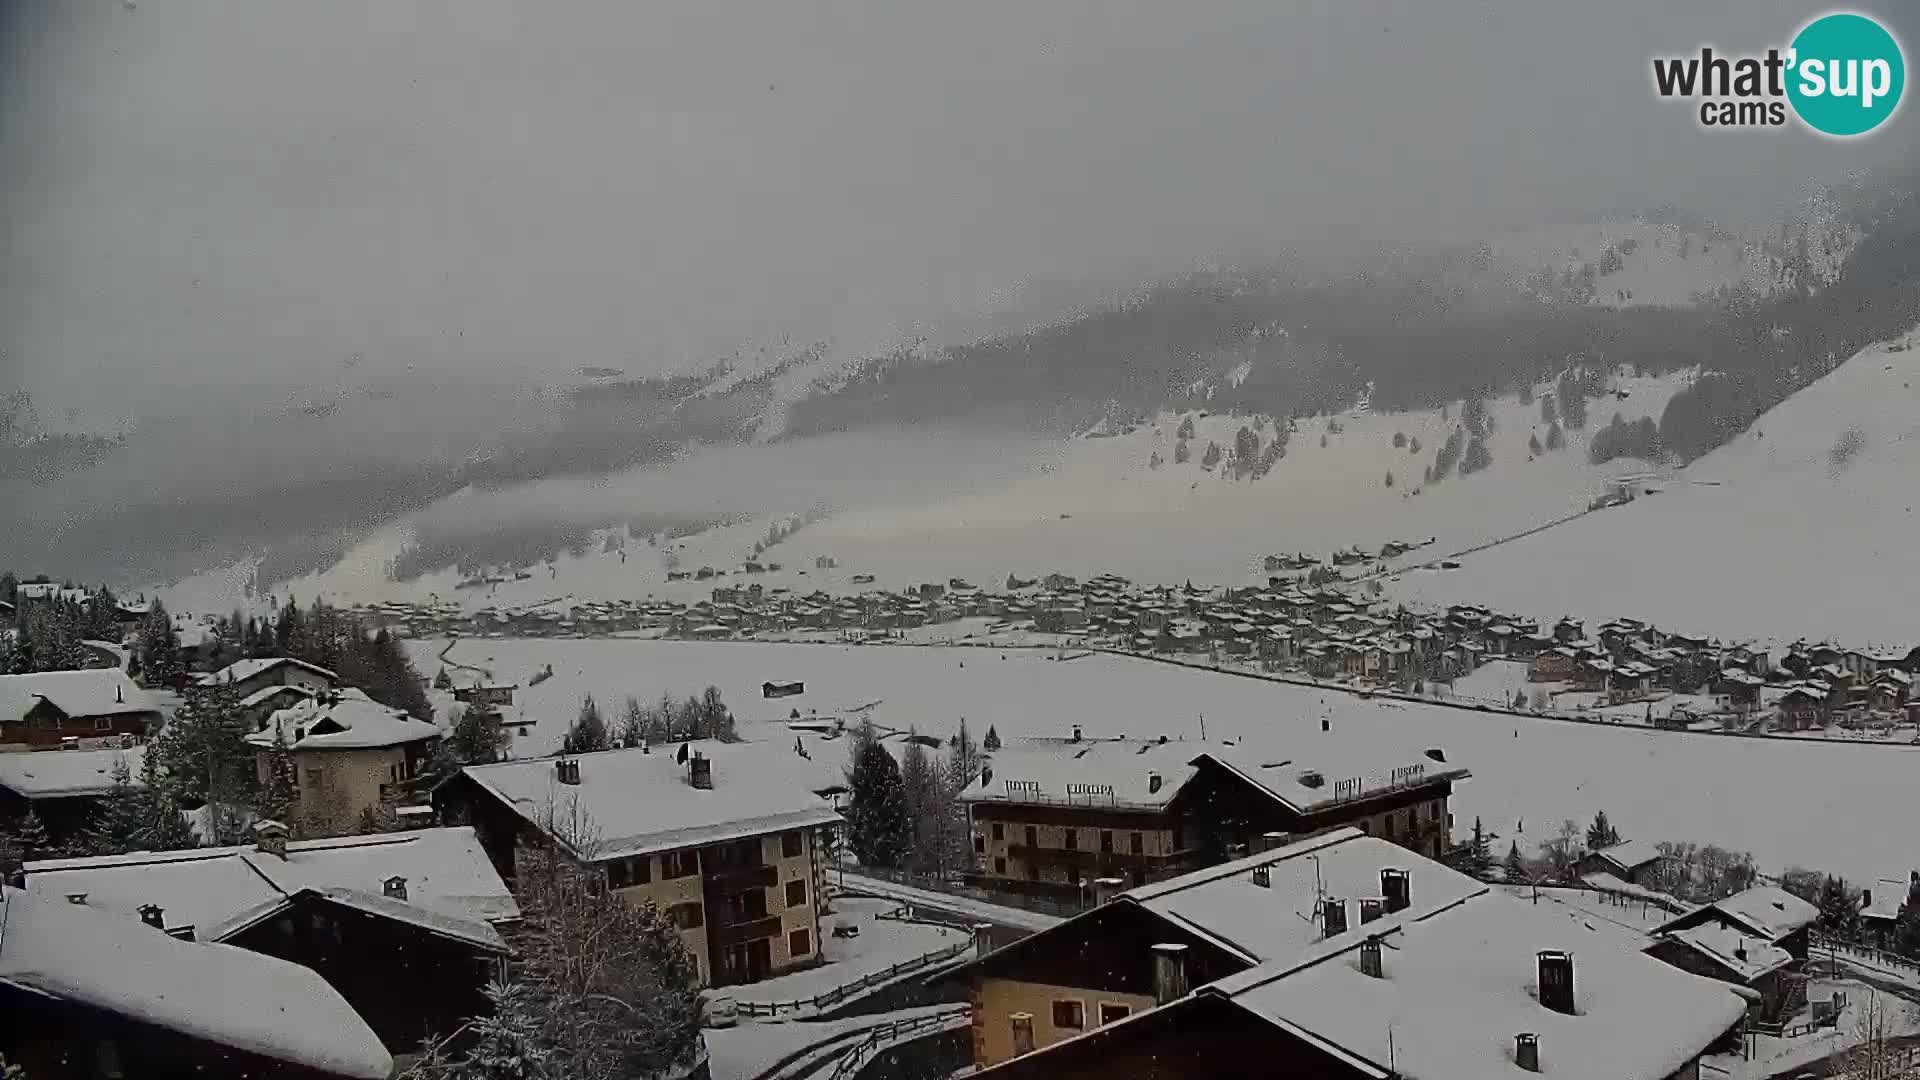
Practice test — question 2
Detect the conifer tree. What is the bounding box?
[151,679,252,807]
[255,724,299,829]
[983,725,1001,752]
[10,809,50,858]
[562,695,610,755]
[1585,810,1621,851]
[845,737,911,869]
[1504,840,1527,881]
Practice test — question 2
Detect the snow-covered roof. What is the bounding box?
[23,826,518,932]
[0,746,143,798]
[200,656,340,687]
[0,888,392,1080]
[1655,921,1793,983]
[1860,876,1916,922]
[960,737,1467,816]
[1667,886,1818,942]
[1210,886,1748,1080]
[0,669,158,723]
[459,741,843,862]
[237,683,317,710]
[242,688,439,751]
[1122,829,1487,964]
[1586,838,1666,874]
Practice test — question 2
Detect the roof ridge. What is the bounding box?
[1125,828,1365,903]
[1210,885,1492,997]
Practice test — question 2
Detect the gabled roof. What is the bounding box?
[1585,838,1667,874]
[200,656,340,688]
[457,740,842,862]
[1653,885,1818,943]
[0,669,157,723]
[242,688,439,750]
[23,826,518,932]
[1653,921,1793,984]
[0,888,392,1079]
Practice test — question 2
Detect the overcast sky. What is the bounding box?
[3,0,1913,425]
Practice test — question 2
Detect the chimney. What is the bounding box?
[1071,724,1083,743]
[1381,868,1410,913]
[64,893,87,905]
[137,903,165,929]
[383,875,408,901]
[1359,897,1384,924]
[252,818,289,860]
[1734,941,1748,962]
[1009,1012,1036,1058]
[1863,889,1873,910]
[1424,747,1446,763]
[1251,865,1271,888]
[1151,943,1190,1004]
[1147,771,1163,795]
[690,753,714,790]
[1537,951,1575,1014]
[1261,831,1288,852]
[1359,936,1383,978]
[1515,1033,1540,1073]
[1321,717,1331,732]
[1321,897,1348,937]
[1299,770,1324,789]
[1092,877,1127,905]
[555,759,581,785]
[973,923,994,960]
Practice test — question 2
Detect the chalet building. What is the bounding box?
[245,689,442,835]
[239,683,319,731]
[1650,886,1818,966]
[22,826,518,1056]
[959,737,1468,897]
[1,887,392,1080]
[1858,872,1918,951]
[0,745,143,844]
[0,670,161,747]
[436,741,841,987]
[200,656,342,700]
[1644,921,1798,1023]
[1574,838,1673,892]
[947,828,1746,1079]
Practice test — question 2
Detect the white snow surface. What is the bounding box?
[0,887,392,1080]
[1389,334,1920,647]
[24,826,518,933]
[243,687,440,751]
[736,896,962,1004]
[0,746,143,797]
[0,669,157,723]
[410,638,1920,885]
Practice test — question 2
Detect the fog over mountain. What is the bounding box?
[1,0,1915,587]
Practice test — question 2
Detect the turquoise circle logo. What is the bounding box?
[1787,13,1905,137]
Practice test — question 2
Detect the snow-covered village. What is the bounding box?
[8,5,1920,1080]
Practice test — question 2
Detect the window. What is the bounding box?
[607,855,652,890]
[1064,829,1078,851]
[671,902,704,929]
[1098,1003,1131,1026]
[1025,862,1039,881]
[1024,825,1037,849]
[1010,1013,1036,1057]
[1130,832,1144,855]
[788,928,811,957]
[1100,830,1113,854]
[785,879,807,908]
[304,768,325,789]
[1051,1000,1085,1031]
[973,835,985,854]
[662,850,699,878]
[991,822,1004,841]
[994,857,1007,875]
[94,716,113,731]
[782,831,804,858]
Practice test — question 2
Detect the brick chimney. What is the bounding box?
[1151,943,1190,1004]
[1537,951,1575,1014]
[252,818,289,860]
[384,875,408,901]
[1515,1033,1540,1072]
[1381,868,1410,913]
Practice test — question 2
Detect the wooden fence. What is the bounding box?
[825,1007,971,1080]
[1813,933,1920,978]
[734,940,973,1018]
[841,863,1089,919]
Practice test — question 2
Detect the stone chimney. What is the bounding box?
[1251,865,1271,888]
[972,923,994,960]
[690,753,714,790]
[384,875,408,901]
[252,818,289,860]
[1359,935,1383,978]
[1515,1033,1540,1072]
[1151,943,1190,1004]
[1381,868,1410,913]
[1537,951,1575,1014]
[1321,897,1348,937]
[137,903,165,929]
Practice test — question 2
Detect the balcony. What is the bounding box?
[709,915,783,947]
[707,863,778,889]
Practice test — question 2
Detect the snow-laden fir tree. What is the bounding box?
[1585,810,1621,852]
[900,734,940,873]
[254,724,299,830]
[151,679,252,808]
[1504,840,1527,881]
[562,695,610,754]
[845,723,911,869]
[982,725,1001,752]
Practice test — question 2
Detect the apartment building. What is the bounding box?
[958,733,1467,896]
[245,688,441,835]
[438,740,842,987]
[947,828,1748,1080]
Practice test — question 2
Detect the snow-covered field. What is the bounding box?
[1388,334,1920,648]
[179,370,1692,621]
[409,637,1920,887]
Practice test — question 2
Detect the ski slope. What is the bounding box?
[408,637,1919,886]
[1388,334,1920,648]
